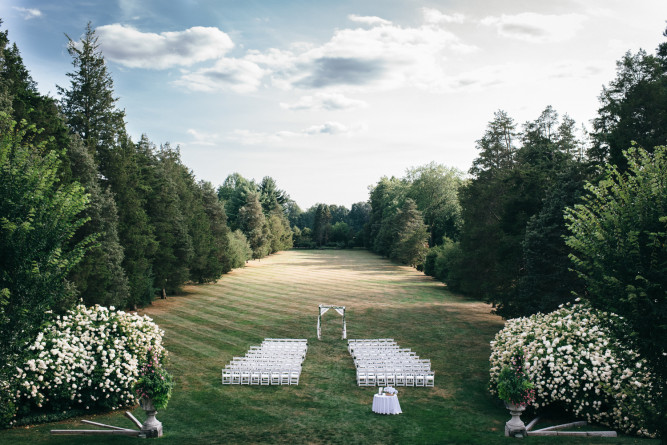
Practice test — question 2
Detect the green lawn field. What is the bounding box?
[0,250,658,444]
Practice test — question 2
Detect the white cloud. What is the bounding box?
[13,7,42,20]
[480,13,587,43]
[280,92,368,111]
[304,121,364,135]
[229,121,364,145]
[175,57,265,93]
[97,24,234,69]
[348,15,392,26]
[281,18,476,92]
[422,8,465,25]
[186,128,219,146]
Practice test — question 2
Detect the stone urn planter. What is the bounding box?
[140,398,163,438]
[504,402,527,437]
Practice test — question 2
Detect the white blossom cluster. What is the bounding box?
[10,304,166,417]
[489,302,657,437]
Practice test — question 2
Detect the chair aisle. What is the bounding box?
[222,338,308,386]
[348,339,434,387]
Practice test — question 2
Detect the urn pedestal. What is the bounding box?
[504,402,526,438]
[140,398,163,438]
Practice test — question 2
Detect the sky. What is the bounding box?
[2,1,666,209]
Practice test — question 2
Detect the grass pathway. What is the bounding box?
[0,250,656,444]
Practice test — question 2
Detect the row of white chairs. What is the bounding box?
[222,338,308,385]
[348,338,434,387]
[357,369,434,387]
[222,368,302,385]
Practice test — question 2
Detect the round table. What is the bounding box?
[372,394,402,415]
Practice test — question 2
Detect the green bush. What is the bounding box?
[423,238,463,290]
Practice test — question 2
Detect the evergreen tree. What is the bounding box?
[591,27,667,169]
[195,181,232,280]
[218,173,255,230]
[258,176,288,214]
[0,21,69,159]
[106,135,157,307]
[66,136,129,306]
[312,204,332,247]
[390,199,429,267]
[147,144,193,294]
[58,22,125,160]
[237,191,269,259]
[456,108,584,317]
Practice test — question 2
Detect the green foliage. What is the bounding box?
[423,237,463,289]
[0,114,95,369]
[58,22,125,156]
[456,107,584,318]
[134,348,174,411]
[312,203,332,247]
[66,136,130,307]
[591,37,667,169]
[106,135,157,307]
[494,348,535,407]
[390,199,429,267]
[192,181,232,281]
[226,229,252,268]
[565,146,667,438]
[147,144,193,293]
[237,191,269,259]
[405,162,464,245]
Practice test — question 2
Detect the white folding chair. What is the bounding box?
[280,370,290,385]
[367,371,376,386]
[260,370,270,385]
[270,370,281,385]
[357,371,367,386]
[222,368,232,385]
[250,370,260,385]
[240,370,251,385]
[405,372,415,387]
[395,371,406,386]
[376,370,387,386]
[425,371,435,387]
[385,370,396,386]
[289,369,300,385]
[415,372,425,387]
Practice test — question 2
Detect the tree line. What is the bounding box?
[361,26,666,435]
[0,22,293,370]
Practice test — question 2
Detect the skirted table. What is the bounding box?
[372,394,402,415]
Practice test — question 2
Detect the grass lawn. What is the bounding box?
[0,250,659,444]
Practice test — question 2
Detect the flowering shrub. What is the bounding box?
[134,347,173,410]
[495,348,535,407]
[7,304,166,424]
[490,302,657,437]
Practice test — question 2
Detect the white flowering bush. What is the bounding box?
[490,302,657,437]
[9,304,166,423]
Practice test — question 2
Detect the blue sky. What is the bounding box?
[2,0,666,208]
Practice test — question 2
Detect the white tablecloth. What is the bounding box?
[372,394,402,415]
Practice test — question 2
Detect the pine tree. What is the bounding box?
[58,22,125,160]
[106,135,157,307]
[390,199,429,267]
[66,136,129,306]
[237,191,269,259]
